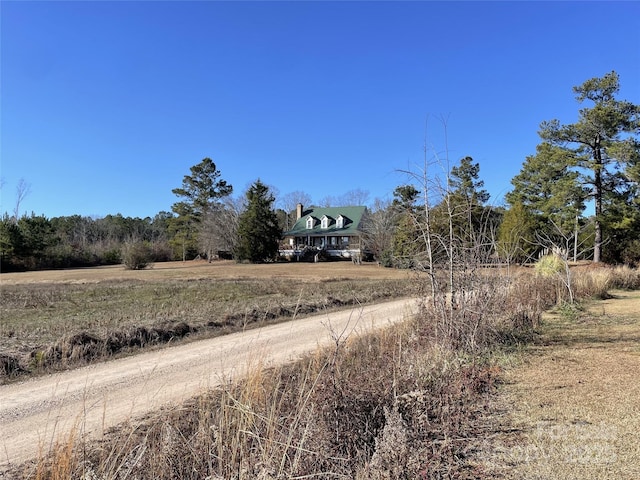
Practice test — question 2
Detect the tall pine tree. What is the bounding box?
[447,156,491,245]
[170,158,232,260]
[391,184,421,267]
[538,71,640,262]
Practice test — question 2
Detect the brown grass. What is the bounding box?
[0,259,409,285]
[8,265,556,479]
[1,261,414,382]
[484,289,640,479]
[14,310,505,480]
[7,264,639,479]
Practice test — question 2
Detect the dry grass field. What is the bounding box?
[1,260,415,382]
[0,259,410,285]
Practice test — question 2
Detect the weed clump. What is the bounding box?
[535,254,565,278]
[0,353,24,377]
[20,322,196,375]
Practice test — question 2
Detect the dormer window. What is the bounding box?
[306,216,314,229]
[321,215,331,229]
[336,215,345,229]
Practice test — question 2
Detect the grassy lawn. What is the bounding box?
[485,289,640,479]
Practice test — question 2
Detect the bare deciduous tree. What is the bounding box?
[396,119,509,351]
[279,190,312,230]
[318,195,337,208]
[360,198,397,263]
[13,178,31,220]
[340,188,370,206]
[318,189,371,209]
[199,196,244,261]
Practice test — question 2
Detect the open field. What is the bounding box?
[485,289,640,479]
[0,260,411,285]
[1,261,415,381]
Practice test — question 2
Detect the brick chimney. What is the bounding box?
[296,203,303,220]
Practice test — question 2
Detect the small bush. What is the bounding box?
[379,250,394,268]
[534,254,565,278]
[555,301,583,321]
[122,241,154,270]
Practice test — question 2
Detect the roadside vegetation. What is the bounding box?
[6,263,637,479]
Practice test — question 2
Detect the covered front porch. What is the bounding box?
[279,234,362,260]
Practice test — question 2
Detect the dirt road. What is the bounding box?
[0,298,416,471]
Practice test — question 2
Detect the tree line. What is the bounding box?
[2,71,638,271]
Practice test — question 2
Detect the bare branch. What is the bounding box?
[13,178,31,220]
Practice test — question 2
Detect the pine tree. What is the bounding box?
[171,158,233,220]
[506,143,586,234]
[235,180,281,263]
[448,156,489,207]
[390,184,421,267]
[170,158,232,260]
[538,71,640,262]
[447,156,490,246]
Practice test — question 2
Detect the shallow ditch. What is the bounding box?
[1,293,394,382]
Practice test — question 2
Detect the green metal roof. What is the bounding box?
[283,206,367,237]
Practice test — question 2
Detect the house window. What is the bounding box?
[306,217,314,229]
[321,215,330,229]
[336,215,344,229]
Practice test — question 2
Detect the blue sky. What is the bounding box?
[2,1,639,219]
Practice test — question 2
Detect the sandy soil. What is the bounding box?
[0,297,417,471]
[0,260,411,285]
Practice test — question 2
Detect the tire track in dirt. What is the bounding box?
[0,298,416,470]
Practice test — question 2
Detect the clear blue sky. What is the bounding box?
[2,1,639,219]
